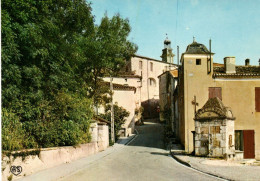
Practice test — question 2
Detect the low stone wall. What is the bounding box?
[97,124,109,151]
[2,123,109,181]
[2,143,98,181]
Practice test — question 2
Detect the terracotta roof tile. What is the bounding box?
[170,70,178,77]
[102,82,136,92]
[213,66,260,78]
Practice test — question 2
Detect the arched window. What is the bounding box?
[148,78,156,87]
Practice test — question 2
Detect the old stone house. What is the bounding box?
[98,38,178,136]
[126,38,178,118]
[98,81,137,136]
[175,39,260,160]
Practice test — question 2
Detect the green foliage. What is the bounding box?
[5,150,40,161]
[2,109,37,151]
[2,0,136,151]
[100,103,130,141]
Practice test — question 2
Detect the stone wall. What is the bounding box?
[130,56,177,118]
[195,119,235,158]
[2,123,109,181]
[97,124,109,151]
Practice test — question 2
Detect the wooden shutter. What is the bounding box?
[243,130,255,159]
[256,88,260,112]
[209,87,222,100]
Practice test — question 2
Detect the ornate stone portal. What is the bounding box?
[194,97,236,158]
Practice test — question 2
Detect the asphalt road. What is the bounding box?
[59,122,220,181]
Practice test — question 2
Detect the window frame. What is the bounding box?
[139,61,143,70]
[196,59,201,65]
[150,62,153,72]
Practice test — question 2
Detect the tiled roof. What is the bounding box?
[102,82,136,92]
[213,66,260,78]
[117,74,142,78]
[170,70,178,77]
[213,63,224,67]
[185,41,213,54]
[133,54,178,66]
[93,116,110,125]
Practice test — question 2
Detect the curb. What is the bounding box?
[170,149,191,167]
[170,149,229,181]
[116,129,139,146]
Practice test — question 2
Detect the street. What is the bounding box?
[59,122,219,181]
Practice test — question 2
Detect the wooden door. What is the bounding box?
[256,87,260,112]
[243,130,255,159]
[209,87,222,100]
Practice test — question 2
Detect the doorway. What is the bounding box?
[243,130,255,159]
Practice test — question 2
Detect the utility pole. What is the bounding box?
[110,75,115,143]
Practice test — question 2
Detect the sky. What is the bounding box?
[90,0,260,65]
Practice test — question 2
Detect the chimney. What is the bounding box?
[224,57,236,74]
[245,59,250,66]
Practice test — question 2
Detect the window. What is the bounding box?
[149,78,156,87]
[209,87,222,100]
[196,59,201,65]
[235,130,243,151]
[139,61,143,69]
[256,87,260,112]
[150,62,153,71]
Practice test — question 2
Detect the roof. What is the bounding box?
[195,97,235,120]
[157,69,178,78]
[213,66,260,78]
[169,70,178,77]
[116,74,141,78]
[213,63,224,67]
[133,54,178,66]
[102,82,136,92]
[93,116,110,125]
[184,41,214,55]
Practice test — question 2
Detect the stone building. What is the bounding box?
[175,39,260,160]
[194,97,235,158]
[98,81,137,136]
[126,38,177,118]
[99,38,178,136]
[158,69,178,130]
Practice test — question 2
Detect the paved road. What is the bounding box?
[59,122,219,181]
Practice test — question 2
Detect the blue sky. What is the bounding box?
[91,0,260,65]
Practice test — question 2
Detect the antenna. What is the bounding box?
[177,45,179,65]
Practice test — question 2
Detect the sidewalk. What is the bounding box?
[171,144,260,181]
[18,134,137,181]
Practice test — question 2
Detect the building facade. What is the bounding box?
[176,39,260,160]
[127,39,177,118]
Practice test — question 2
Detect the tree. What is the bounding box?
[1,0,137,150]
[80,14,138,104]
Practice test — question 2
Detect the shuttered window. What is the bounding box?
[256,87,260,112]
[139,61,143,69]
[209,87,222,100]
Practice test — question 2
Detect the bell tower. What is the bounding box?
[161,35,175,64]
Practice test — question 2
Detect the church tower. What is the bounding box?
[161,36,175,64]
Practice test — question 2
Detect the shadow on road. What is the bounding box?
[126,121,166,150]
